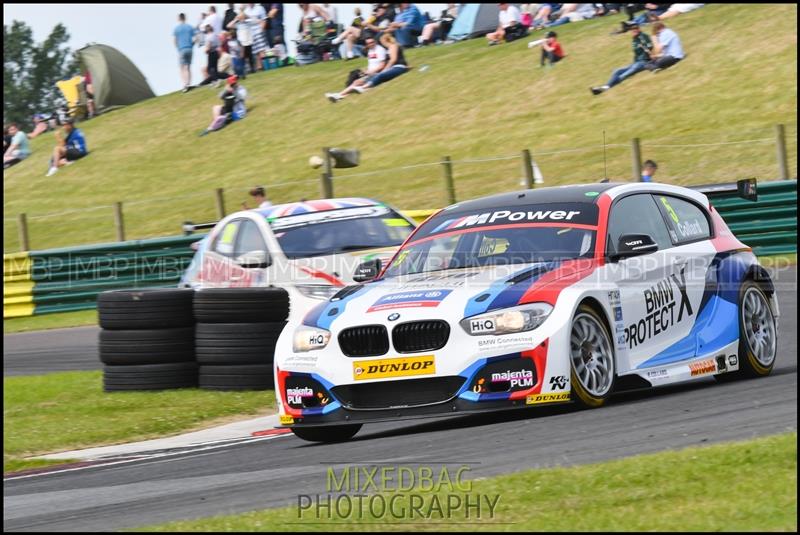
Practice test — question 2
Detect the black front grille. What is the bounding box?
[332,376,466,410]
[392,320,450,353]
[338,325,389,357]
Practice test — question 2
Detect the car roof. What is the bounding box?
[255,197,381,219]
[441,183,624,213]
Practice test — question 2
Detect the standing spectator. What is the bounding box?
[229,6,256,74]
[420,4,458,45]
[243,186,273,209]
[200,75,248,136]
[486,3,526,45]
[325,36,387,102]
[390,3,424,48]
[223,3,237,30]
[245,3,268,71]
[227,29,246,78]
[270,35,289,66]
[590,22,653,94]
[203,25,221,83]
[203,6,223,34]
[266,3,285,48]
[45,119,88,177]
[641,160,658,182]
[538,30,565,66]
[646,22,684,71]
[3,123,31,169]
[174,13,197,92]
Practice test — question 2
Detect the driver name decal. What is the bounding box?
[625,265,694,348]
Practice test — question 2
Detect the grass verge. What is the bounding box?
[3,371,276,473]
[3,309,98,334]
[140,432,797,531]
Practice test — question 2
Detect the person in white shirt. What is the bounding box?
[243,186,273,209]
[646,22,685,71]
[203,6,223,34]
[325,37,387,102]
[486,3,526,45]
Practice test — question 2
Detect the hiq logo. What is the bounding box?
[470,318,495,334]
[308,334,326,346]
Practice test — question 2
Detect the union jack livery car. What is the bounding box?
[180,197,416,322]
[274,183,779,442]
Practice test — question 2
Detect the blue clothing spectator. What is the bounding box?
[266,3,284,48]
[591,25,653,94]
[641,160,658,182]
[174,13,197,92]
[46,121,88,177]
[392,4,424,48]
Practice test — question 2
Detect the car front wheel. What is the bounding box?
[569,305,616,408]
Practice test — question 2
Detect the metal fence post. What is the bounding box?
[113,202,125,242]
[631,137,643,182]
[521,149,535,189]
[18,213,30,252]
[320,147,334,198]
[215,188,226,219]
[775,124,789,180]
[441,156,456,205]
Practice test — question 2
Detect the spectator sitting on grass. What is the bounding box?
[419,4,458,45]
[3,123,31,169]
[331,7,366,59]
[389,3,424,48]
[645,22,684,71]
[242,186,274,209]
[487,3,527,45]
[356,32,411,93]
[199,75,248,136]
[227,29,246,78]
[657,3,704,20]
[27,114,53,139]
[546,3,596,27]
[199,41,234,86]
[590,22,653,95]
[530,3,558,31]
[45,118,88,177]
[325,36,387,103]
[641,159,658,182]
[268,35,289,66]
[537,30,565,67]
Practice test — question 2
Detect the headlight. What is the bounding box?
[292,325,331,352]
[460,303,553,336]
[295,284,340,300]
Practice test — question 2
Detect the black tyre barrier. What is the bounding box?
[193,287,290,323]
[103,362,198,391]
[98,289,194,330]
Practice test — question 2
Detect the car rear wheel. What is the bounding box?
[291,424,362,443]
[717,280,777,382]
[569,305,615,408]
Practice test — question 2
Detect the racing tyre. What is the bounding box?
[569,304,616,408]
[98,289,195,329]
[193,288,290,323]
[291,424,362,443]
[198,364,274,390]
[195,323,285,365]
[103,362,198,391]
[99,328,195,365]
[717,280,777,382]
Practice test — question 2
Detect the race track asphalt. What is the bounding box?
[3,267,797,532]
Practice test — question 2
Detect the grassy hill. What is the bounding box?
[3,4,797,252]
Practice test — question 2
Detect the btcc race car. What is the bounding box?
[180,198,416,322]
[275,183,779,442]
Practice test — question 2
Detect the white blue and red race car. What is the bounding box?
[180,198,416,322]
[275,183,779,442]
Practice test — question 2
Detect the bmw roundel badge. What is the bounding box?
[387,313,400,321]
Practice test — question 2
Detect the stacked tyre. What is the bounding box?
[98,289,197,391]
[194,288,289,390]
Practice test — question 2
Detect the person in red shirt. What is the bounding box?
[540,30,565,67]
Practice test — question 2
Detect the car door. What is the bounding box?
[605,193,687,370]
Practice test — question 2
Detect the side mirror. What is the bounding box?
[236,250,271,269]
[614,234,658,261]
[353,258,381,282]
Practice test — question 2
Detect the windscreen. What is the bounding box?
[383,203,598,277]
[271,205,414,259]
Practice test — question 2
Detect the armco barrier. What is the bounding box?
[709,180,797,256]
[3,190,795,319]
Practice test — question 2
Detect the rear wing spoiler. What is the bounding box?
[691,178,758,202]
[182,221,217,236]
